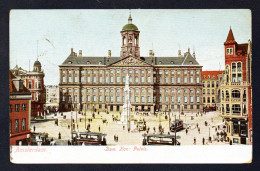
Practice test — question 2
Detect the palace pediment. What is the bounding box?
[110,56,151,66]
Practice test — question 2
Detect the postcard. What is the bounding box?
[9,9,252,163]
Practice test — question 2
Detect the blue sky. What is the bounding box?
[10,9,251,85]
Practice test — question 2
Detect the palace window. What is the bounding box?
[190,77,194,83]
[196,77,200,83]
[99,96,102,102]
[207,89,210,95]
[207,82,210,87]
[141,96,145,103]
[159,96,162,102]
[87,76,90,83]
[135,89,139,94]
[141,70,145,74]
[232,104,241,114]
[190,71,193,75]
[74,77,78,83]
[116,70,120,74]
[212,81,215,87]
[129,76,132,83]
[184,96,187,103]
[207,97,210,103]
[99,77,103,83]
[148,77,151,83]
[135,96,139,102]
[116,76,120,83]
[87,96,90,102]
[22,118,26,131]
[110,77,114,83]
[110,96,114,102]
[171,77,174,83]
[190,96,194,103]
[165,71,168,75]
[196,96,200,103]
[105,96,108,102]
[74,95,77,102]
[62,77,66,83]
[165,77,168,83]
[196,89,200,94]
[93,77,96,83]
[116,96,120,102]
[184,77,187,83]
[171,96,175,102]
[237,62,242,72]
[190,90,194,94]
[81,76,84,83]
[135,70,139,74]
[203,97,205,103]
[135,77,139,83]
[141,77,145,83]
[177,96,181,103]
[123,76,125,83]
[148,96,151,103]
[177,77,181,83]
[110,70,113,74]
[212,89,215,95]
[165,96,169,102]
[212,97,215,103]
[29,81,32,88]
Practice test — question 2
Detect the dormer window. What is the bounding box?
[99,61,102,65]
[171,61,174,64]
[159,61,162,64]
[189,61,193,64]
[68,61,72,64]
[208,75,210,79]
[227,48,233,55]
[87,61,90,64]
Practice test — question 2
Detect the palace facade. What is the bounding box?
[220,28,252,145]
[59,14,203,114]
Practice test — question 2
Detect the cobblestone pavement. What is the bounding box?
[31,110,229,146]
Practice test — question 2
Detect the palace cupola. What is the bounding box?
[120,11,140,59]
[33,59,42,72]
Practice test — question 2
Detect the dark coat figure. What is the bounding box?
[168,131,170,135]
[33,125,36,132]
[123,126,125,130]
[51,137,54,141]
[209,136,212,143]
[80,118,82,122]
[194,137,196,145]
[68,139,71,145]
[198,127,200,134]
[196,123,199,128]
[58,132,61,139]
[114,135,116,142]
[77,124,79,129]
[215,127,217,132]
[205,121,207,126]
[73,119,74,123]
[98,126,101,132]
[230,140,232,145]
[202,137,205,145]
[186,129,188,135]
[68,125,70,129]
[128,128,130,133]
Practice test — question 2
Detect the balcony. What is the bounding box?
[221,81,248,87]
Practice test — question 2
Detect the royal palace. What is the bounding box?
[59,14,203,113]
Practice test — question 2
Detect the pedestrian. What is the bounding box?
[194,137,196,145]
[230,140,232,145]
[215,127,217,132]
[114,135,116,142]
[80,118,81,122]
[128,128,130,133]
[186,129,188,135]
[99,125,101,132]
[168,131,170,135]
[116,135,119,142]
[68,139,71,145]
[198,127,200,134]
[196,123,198,128]
[153,127,156,133]
[77,124,79,129]
[33,125,36,132]
[68,125,70,129]
[73,119,74,123]
[58,132,61,139]
[202,137,205,145]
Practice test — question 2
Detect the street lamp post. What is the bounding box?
[174,114,177,145]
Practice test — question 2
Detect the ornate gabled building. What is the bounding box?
[59,14,203,114]
[9,71,32,145]
[220,28,252,145]
[11,59,46,117]
[202,70,224,111]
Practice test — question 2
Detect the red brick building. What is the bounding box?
[10,71,32,145]
[11,59,46,117]
[220,28,252,144]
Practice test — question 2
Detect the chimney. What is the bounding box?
[71,48,74,54]
[188,48,190,53]
[79,50,82,57]
[149,50,154,57]
[193,52,196,59]
[108,50,111,57]
[178,50,182,57]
